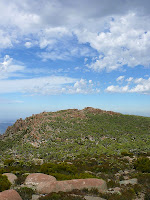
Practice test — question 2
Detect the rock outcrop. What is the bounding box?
[0,189,22,200]
[25,173,56,186]
[37,178,107,194]
[3,173,17,184]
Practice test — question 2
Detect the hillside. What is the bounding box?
[0,107,150,161]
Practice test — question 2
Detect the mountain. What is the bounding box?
[0,107,150,161]
[0,122,13,134]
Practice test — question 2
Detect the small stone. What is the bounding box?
[113,187,121,192]
[123,176,129,180]
[32,194,41,200]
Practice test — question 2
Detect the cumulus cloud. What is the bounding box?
[25,42,32,48]
[126,77,133,82]
[65,78,99,94]
[0,55,25,79]
[116,76,124,82]
[0,30,13,49]
[0,76,100,95]
[0,0,150,69]
[106,85,129,93]
[82,13,150,71]
[130,78,150,94]
[106,77,150,95]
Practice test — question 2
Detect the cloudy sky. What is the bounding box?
[0,0,150,121]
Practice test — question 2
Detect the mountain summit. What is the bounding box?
[0,108,149,161]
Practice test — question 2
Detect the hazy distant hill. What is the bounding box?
[0,107,150,161]
[0,123,13,134]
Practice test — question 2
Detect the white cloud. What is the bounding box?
[39,45,94,61]
[0,55,25,79]
[64,79,100,94]
[126,77,133,82]
[0,30,13,49]
[25,42,32,48]
[0,76,99,95]
[116,76,124,82]
[106,77,150,95]
[81,13,150,71]
[130,78,150,94]
[106,85,129,93]
[0,0,150,70]
[74,66,80,70]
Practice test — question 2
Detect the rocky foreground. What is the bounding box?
[0,173,107,200]
[0,172,140,200]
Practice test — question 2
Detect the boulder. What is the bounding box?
[25,173,56,186]
[0,189,22,200]
[37,178,107,194]
[119,178,138,185]
[3,173,17,184]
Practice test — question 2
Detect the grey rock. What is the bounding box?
[32,194,40,200]
[119,178,138,185]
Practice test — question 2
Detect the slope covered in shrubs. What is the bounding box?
[0,107,150,162]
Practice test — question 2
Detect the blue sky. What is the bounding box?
[0,0,150,121]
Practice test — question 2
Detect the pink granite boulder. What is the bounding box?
[0,189,22,200]
[25,173,56,186]
[3,173,17,184]
[37,178,107,194]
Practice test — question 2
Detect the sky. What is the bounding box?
[0,0,150,122]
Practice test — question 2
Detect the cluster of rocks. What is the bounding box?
[0,173,138,200]
[0,173,107,200]
[24,173,107,198]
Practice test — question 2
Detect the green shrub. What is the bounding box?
[48,172,96,181]
[39,192,85,200]
[15,174,28,185]
[135,173,150,186]
[100,187,136,200]
[121,151,133,157]
[0,174,11,192]
[134,157,150,173]
[107,180,119,188]
[40,162,77,175]
[16,187,34,200]
[0,168,5,174]
[4,159,15,166]
[144,188,150,200]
